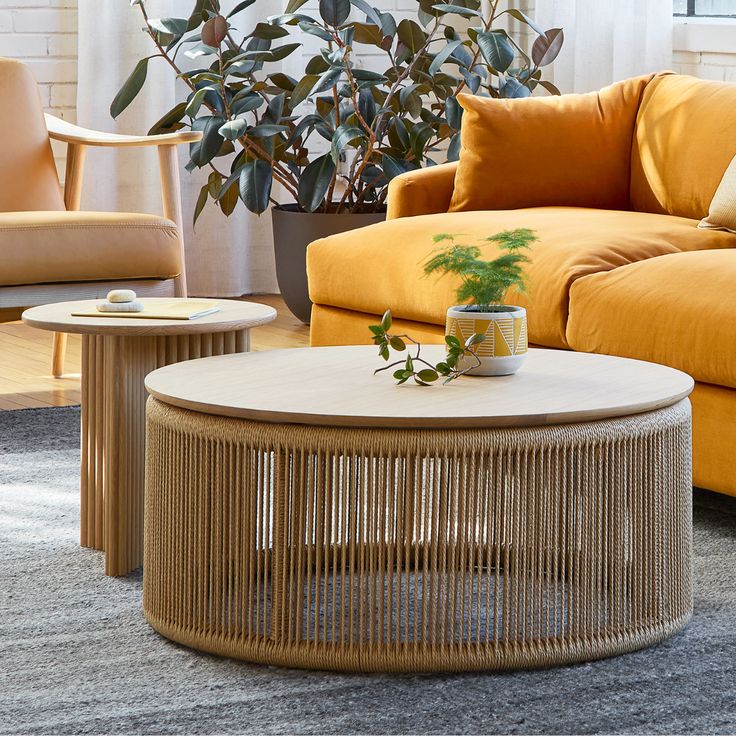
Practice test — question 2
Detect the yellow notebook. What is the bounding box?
[72,299,221,321]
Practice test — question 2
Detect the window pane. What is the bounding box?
[695,0,736,13]
[673,0,687,11]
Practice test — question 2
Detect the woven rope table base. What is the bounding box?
[144,398,693,673]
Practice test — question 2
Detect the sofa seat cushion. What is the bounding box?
[0,211,181,287]
[307,207,736,349]
[568,249,736,388]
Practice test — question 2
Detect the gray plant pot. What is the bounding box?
[271,204,386,324]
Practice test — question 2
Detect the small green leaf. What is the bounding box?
[445,335,461,348]
[381,310,392,331]
[312,67,343,94]
[193,183,209,228]
[368,325,383,336]
[500,77,532,99]
[219,118,248,140]
[239,159,273,215]
[465,333,486,347]
[298,154,336,212]
[393,369,406,380]
[319,0,351,26]
[147,17,188,36]
[147,101,187,135]
[445,95,462,130]
[217,178,239,216]
[351,0,383,26]
[382,154,417,182]
[286,0,310,11]
[503,8,545,36]
[290,74,319,107]
[397,19,427,54]
[431,3,482,16]
[428,39,463,76]
[330,124,364,163]
[228,0,257,17]
[389,336,406,351]
[417,369,439,382]
[110,57,150,119]
[477,30,515,72]
[230,94,264,116]
[190,115,226,166]
[248,123,289,137]
[185,86,215,118]
[251,22,290,40]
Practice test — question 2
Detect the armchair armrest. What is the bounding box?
[386,162,457,220]
[45,114,202,148]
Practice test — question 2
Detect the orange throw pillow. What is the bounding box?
[448,75,656,213]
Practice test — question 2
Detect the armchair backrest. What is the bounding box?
[0,58,64,212]
[631,74,736,220]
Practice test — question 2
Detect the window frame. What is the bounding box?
[675,0,736,17]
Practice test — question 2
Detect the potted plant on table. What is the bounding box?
[114,0,563,322]
[426,228,535,375]
[369,228,536,383]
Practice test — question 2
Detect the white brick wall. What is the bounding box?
[672,47,736,82]
[670,19,736,81]
[0,0,78,178]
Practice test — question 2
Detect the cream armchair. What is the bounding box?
[0,57,202,376]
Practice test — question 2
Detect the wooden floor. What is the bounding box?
[0,295,309,411]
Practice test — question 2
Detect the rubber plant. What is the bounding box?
[114,0,564,220]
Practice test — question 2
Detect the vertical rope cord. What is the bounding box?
[144,398,693,673]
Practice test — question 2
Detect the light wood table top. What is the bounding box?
[22,298,276,337]
[145,346,694,429]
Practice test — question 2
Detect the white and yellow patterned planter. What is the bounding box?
[446,305,528,376]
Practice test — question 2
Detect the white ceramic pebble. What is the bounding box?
[97,300,145,313]
[107,289,137,303]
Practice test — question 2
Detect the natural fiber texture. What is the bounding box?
[81,329,248,575]
[144,398,693,673]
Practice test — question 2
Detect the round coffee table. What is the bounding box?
[144,346,694,672]
[22,298,276,576]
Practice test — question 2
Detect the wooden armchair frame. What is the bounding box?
[44,114,202,377]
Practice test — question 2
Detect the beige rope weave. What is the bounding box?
[144,398,693,672]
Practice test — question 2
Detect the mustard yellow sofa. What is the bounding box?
[307,72,736,498]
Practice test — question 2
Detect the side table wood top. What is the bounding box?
[22,298,276,336]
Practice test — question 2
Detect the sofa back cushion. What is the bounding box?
[449,75,652,213]
[631,74,736,220]
[0,58,64,212]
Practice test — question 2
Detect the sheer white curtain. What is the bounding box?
[76,0,279,297]
[534,0,673,93]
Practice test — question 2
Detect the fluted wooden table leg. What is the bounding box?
[79,329,250,576]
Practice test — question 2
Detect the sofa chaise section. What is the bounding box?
[306,72,736,496]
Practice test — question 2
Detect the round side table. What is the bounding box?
[144,347,694,672]
[23,298,276,576]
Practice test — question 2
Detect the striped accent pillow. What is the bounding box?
[699,155,736,233]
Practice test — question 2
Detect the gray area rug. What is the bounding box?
[1,406,735,736]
